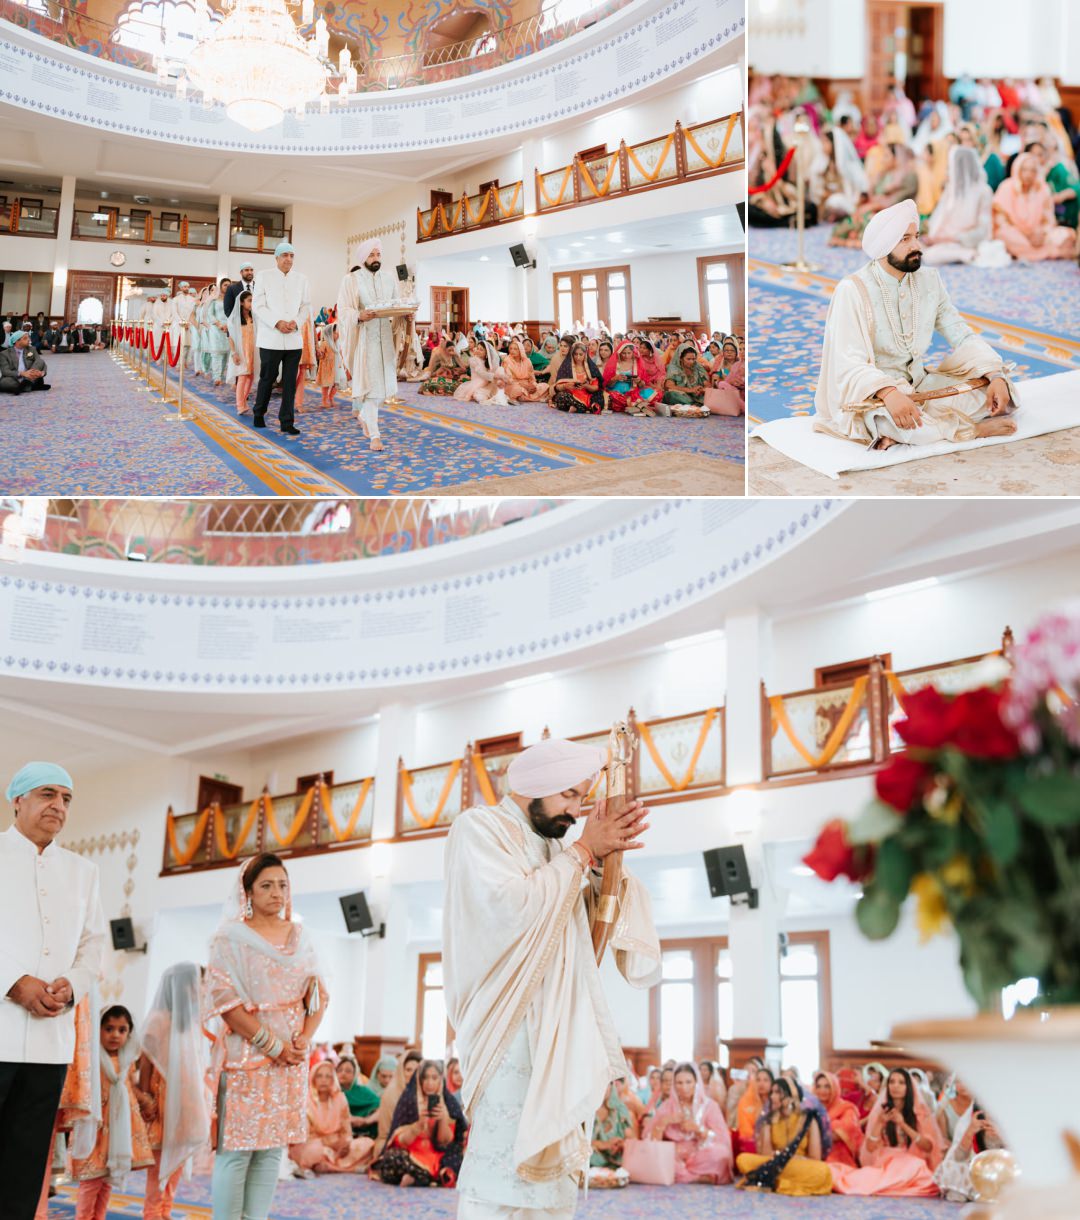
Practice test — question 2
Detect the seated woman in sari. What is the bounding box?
[635,340,667,399]
[650,1062,732,1184]
[603,340,658,415]
[994,152,1077,261]
[830,144,919,247]
[369,1055,397,1097]
[337,1056,380,1138]
[922,145,993,265]
[933,1097,1005,1203]
[736,1077,832,1197]
[597,339,614,370]
[375,1059,468,1188]
[453,341,510,404]
[861,1062,886,1127]
[830,1068,943,1197]
[641,1066,674,1136]
[418,334,469,395]
[591,1083,635,1168]
[502,337,548,402]
[698,1061,726,1109]
[373,1049,421,1156]
[662,343,710,416]
[638,1067,661,1107]
[531,334,558,382]
[734,1066,773,1155]
[550,342,604,414]
[289,1061,376,1174]
[445,1057,463,1103]
[813,1071,862,1168]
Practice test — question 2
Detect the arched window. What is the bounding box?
[113,0,217,62]
[77,297,104,325]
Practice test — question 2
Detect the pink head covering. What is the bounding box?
[862,198,920,260]
[604,339,643,385]
[356,238,383,266]
[652,1062,711,1131]
[506,738,606,798]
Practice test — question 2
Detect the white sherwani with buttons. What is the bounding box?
[0,825,106,1064]
[336,266,401,441]
[813,262,1018,447]
[445,796,660,1220]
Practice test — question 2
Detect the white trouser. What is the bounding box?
[458,1202,575,1220]
[353,395,381,439]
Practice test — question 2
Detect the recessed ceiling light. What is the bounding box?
[479,255,489,261]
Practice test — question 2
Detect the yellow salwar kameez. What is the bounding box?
[736,1112,833,1196]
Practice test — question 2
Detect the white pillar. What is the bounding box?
[519,137,549,324]
[217,193,232,281]
[370,702,416,843]
[50,175,77,317]
[724,609,770,787]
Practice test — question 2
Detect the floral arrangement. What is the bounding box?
[803,612,1080,1011]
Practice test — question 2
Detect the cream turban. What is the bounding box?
[506,738,607,799]
[356,238,382,266]
[861,199,920,260]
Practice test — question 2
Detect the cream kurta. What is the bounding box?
[336,267,400,403]
[814,262,1018,446]
[150,299,172,341]
[171,293,195,332]
[445,796,659,1212]
[253,267,311,351]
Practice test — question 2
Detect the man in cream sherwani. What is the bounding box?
[252,240,311,437]
[150,290,172,347]
[1,762,106,1220]
[814,198,1019,450]
[445,739,660,1220]
[336,238,410,452]
[171,280,195,364]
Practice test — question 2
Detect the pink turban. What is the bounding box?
[506,738,607,799]
[355,238,383,266]
[861,199,919,260]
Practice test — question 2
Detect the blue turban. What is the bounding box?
[6,761,74,801]
[239,261,254,271]
[274,242,295,257]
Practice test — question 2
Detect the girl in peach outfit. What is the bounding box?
[315,326,338,408]
[289,1061,376,1174]
[502,338,548,402]
[72,1005,152,1220]
[225,291,258,416]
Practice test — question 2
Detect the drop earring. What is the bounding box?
[243,896,253,920]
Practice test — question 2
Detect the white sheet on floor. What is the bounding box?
[750,370,1080,479]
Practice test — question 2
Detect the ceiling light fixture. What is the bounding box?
[503,671,554,690]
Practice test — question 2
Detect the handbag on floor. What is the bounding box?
[621,1138,677,1185]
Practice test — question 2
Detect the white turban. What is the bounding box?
[506,738,607,799]
[861,199,920,260]
[356,238,382,266]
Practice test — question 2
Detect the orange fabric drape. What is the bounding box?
[166,806,211,866]
[463,192,490,224]
[496,182,522,219]
[214,797,260,860]
[418,207,442,239]
[538,165,574,208]
[320,778,373,842]
[265,787,314,850]
[470,753,498,806]
[638,708,717,792]
[579,153,620,198]
[769,676,869,769]
[685,113,739,170]
[400,760,462,830]
[626,132,675,183]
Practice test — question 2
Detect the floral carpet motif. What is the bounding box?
[48,1173,955,1219]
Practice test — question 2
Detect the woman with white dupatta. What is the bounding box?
[923,146,993,265]
[225,289,259,416]
[204,853,328,1220]
[823,126,870,220]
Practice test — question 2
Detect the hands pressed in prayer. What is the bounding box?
[880,385,923,430]
[7,974,67,1017]
[986,377,1012,415]
[578,796,650,861]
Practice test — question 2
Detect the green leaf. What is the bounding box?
[874,837,916,902]
[847,799,904,846]
[1016,773,1080,827]
[856,888,901,940]
[971,796,1021,865]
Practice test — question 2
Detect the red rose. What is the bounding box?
[875,755,930,812]
[895,686,955,748]
[948,687,1020,759]
[803,820,872,883]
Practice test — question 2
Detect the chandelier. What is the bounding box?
[178,0,357,132]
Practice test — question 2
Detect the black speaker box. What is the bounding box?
[339,890,374,934]
[509,243,531,268]
[110,916,137,951]
[703,845,757,906]
[396,264,410,282]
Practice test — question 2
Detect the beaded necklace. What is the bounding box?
[871,261,920,355]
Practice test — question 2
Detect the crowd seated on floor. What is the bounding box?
[413,322,745,418]
[748,73,1080,267]
[2,315,109,353]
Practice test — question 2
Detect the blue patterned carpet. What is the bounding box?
[46,1173,954,1219]
[4,351,742,494]
[748,225,1080,424]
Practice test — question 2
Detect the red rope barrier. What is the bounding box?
[165,333,182,368]
[748,146,796,195]
[149,330,168,362]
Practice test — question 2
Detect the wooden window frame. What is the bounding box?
[648,935,729,1064]
[782,930,834,1071]
[19,198,44,220]
[415,951,453,1049]
[551,265,633,333]
[815,654,892,689]
[158,211,181,232]
[297,771,333,794]
[475,731,522,755]
[698,254,744,337]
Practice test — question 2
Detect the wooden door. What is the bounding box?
[430,190,453,210]
[431,286,451,332]
[197,775,243,813]
[907,4,944,107]
[450,288,469,331]
[65,272,116,325]
[865,2,905,113]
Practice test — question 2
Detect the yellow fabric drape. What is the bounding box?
[264,787,314,849]
[496,182,522,219]
[471,753,498,805]
[464,192,491,224]
[626,132,675,182]
[166,806,211,866]
[320,778,373,842]
[638,708,717,792]
[538,165,573,208]
[685,113,739,169]
[769,676,869,769]
[579,154,620,198]
[401,759,462,830]
[418,207,441,239]
[214,797,260,860]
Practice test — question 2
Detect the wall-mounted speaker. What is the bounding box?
[509,243,534,269]
[396,264,410,282]
[109,917,144,952]
[339,891,385,937]
[703,845,758,908]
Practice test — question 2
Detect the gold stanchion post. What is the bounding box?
[133,323,155,392]
[162,332,191,421]
[782,113,821,274]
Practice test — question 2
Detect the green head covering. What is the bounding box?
[6,762,74,802]
[370,1055,398,1096]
